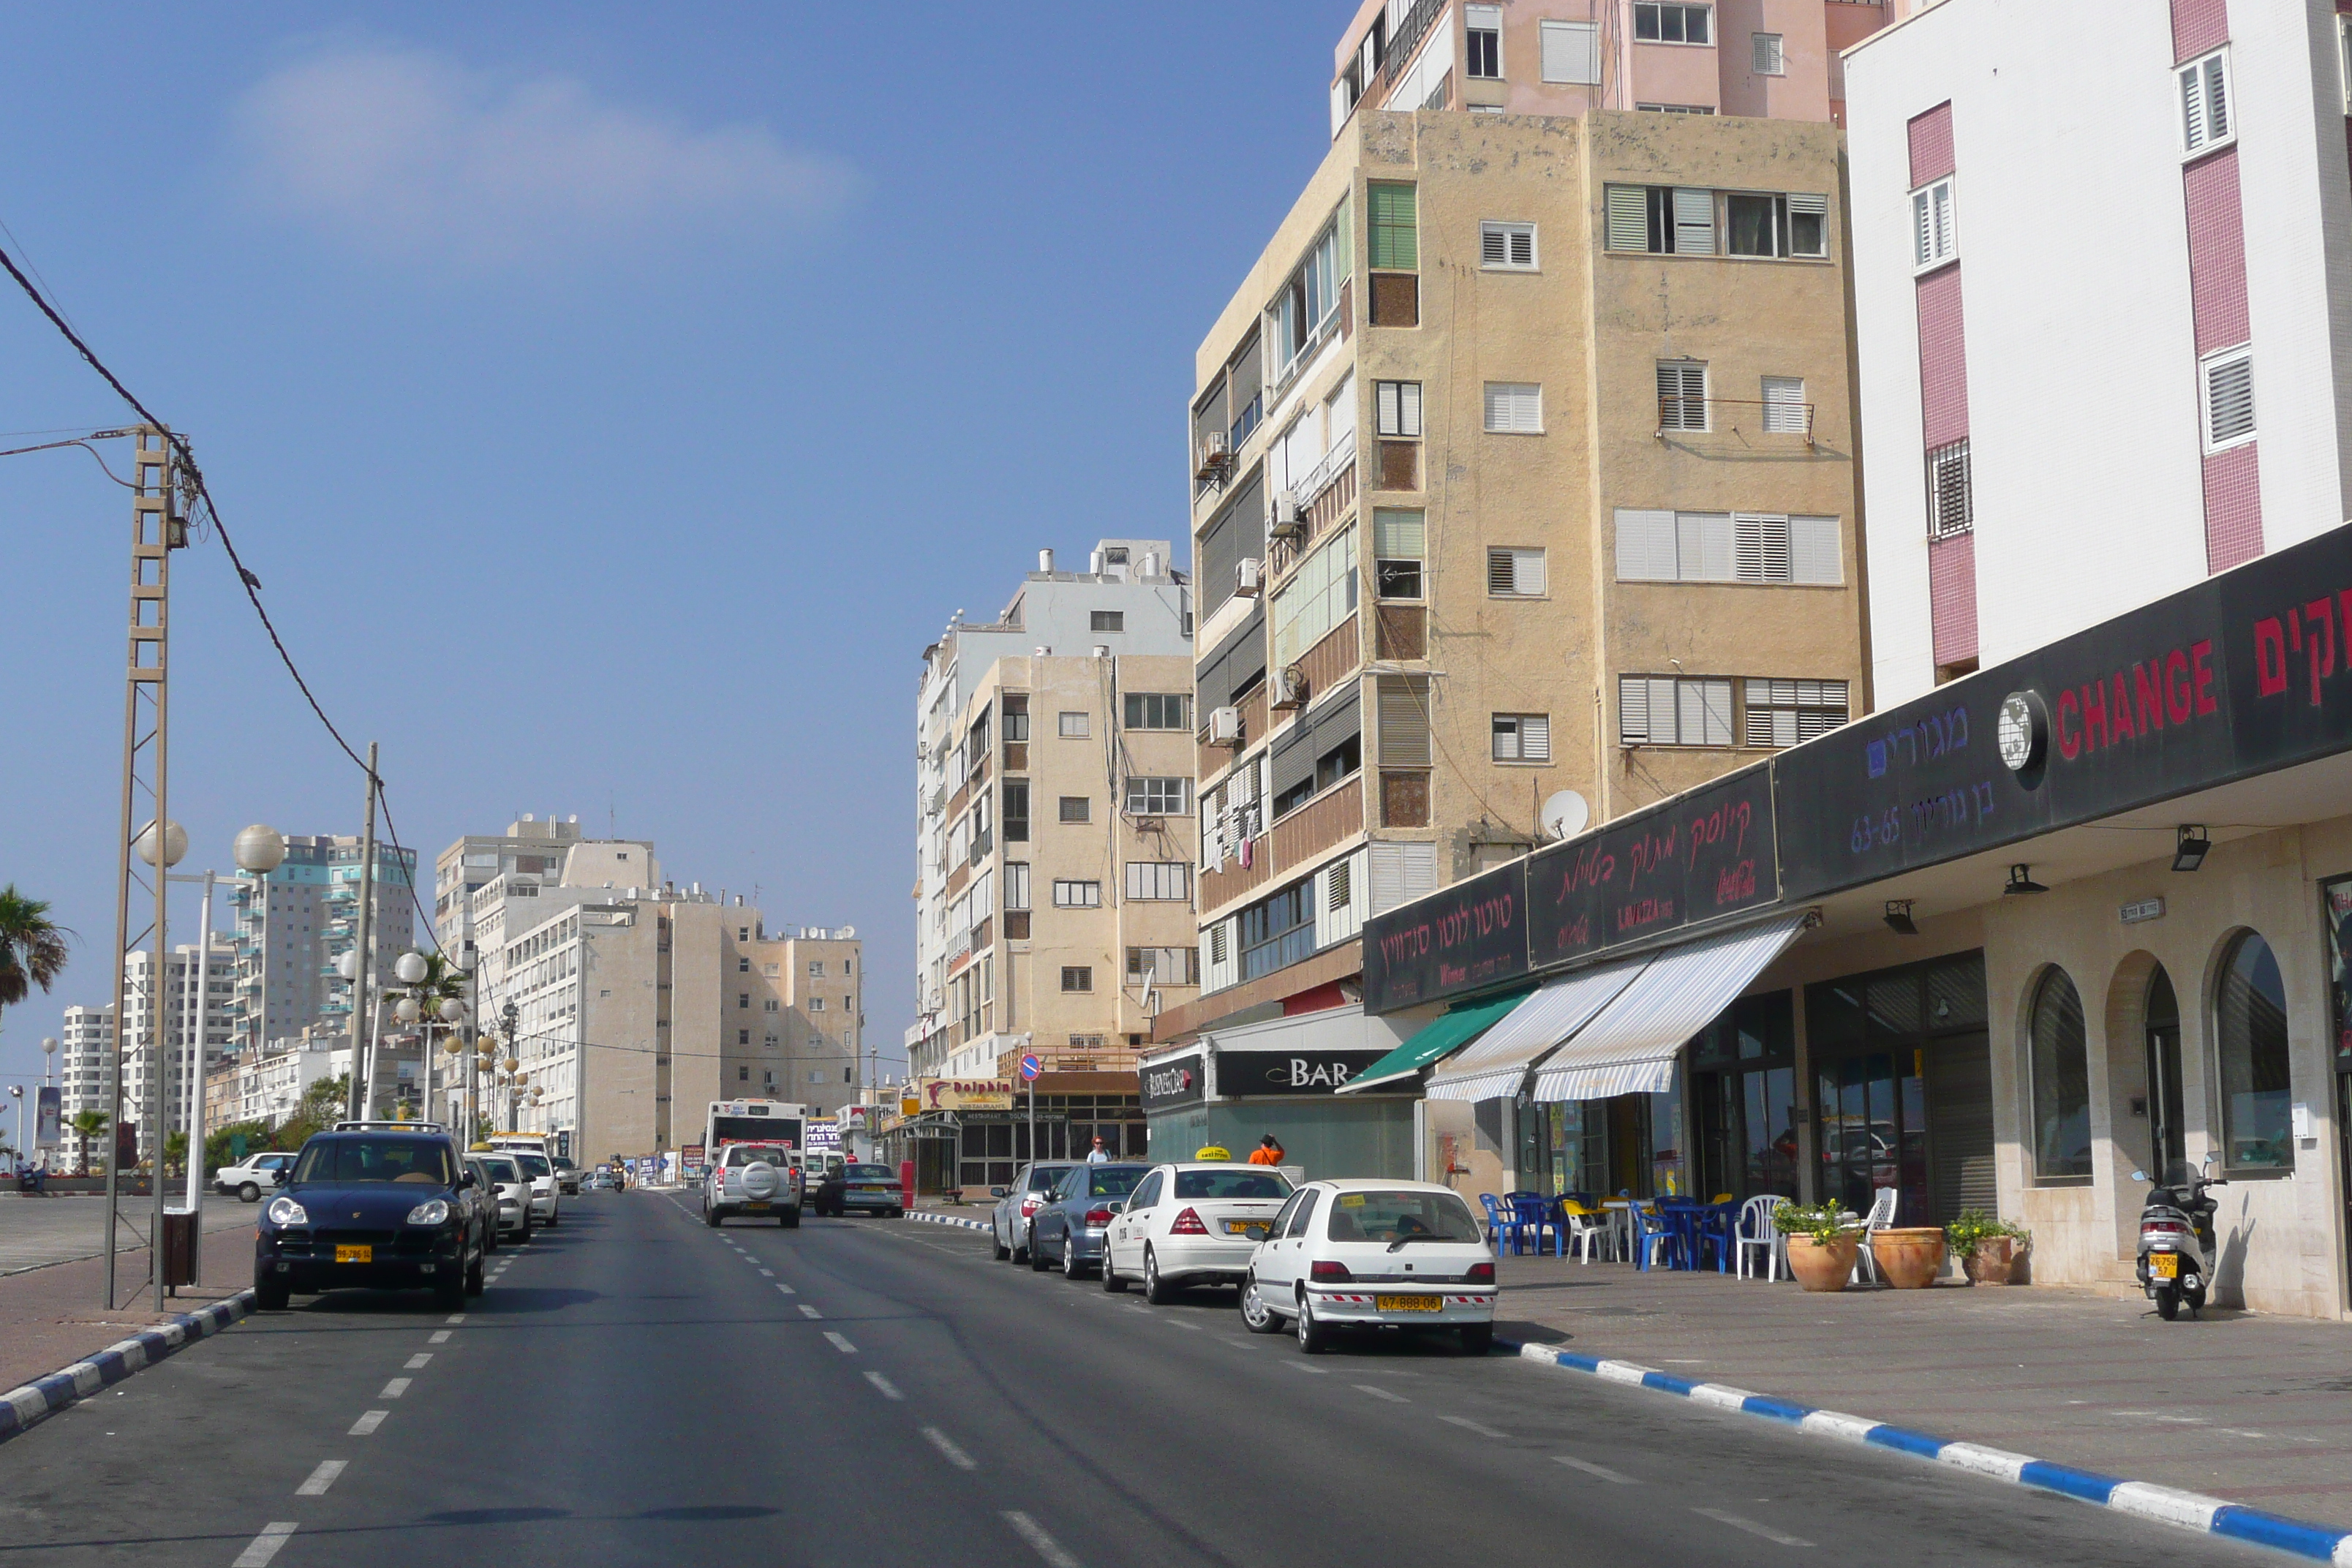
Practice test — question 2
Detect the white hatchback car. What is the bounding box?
[1240,1179,1497,1355]
[1101,1163,1293,1303]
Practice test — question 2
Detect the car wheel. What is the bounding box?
[255,1277,290,1311]
[1063,1232,1088,1280]
[1144,1246,1181,1305]
[704,1205,720,1228]
[434,1267,466,1308]
[1458,1323,1494,1357]
[546,1210,560,1229]
[238,1182,260,1203]
[466,1247,486,1296]
[889,1208,904,1219]
[1295,1292,1329,1354]
[1101,1243,1127,1292]
[993,1225,1011,1262]
[1240,1273,1282,1333]
[1028,1226,1051,1272]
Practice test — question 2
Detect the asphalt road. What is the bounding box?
[0,1191,2278,1566]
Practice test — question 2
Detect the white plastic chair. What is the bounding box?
[1564,1205,1614,1264]
[1735,1195,1785,1282]
[1850,1187,1899,1284]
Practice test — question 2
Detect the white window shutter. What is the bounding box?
[1541,20,1598,83]
[1482,225,1509,266]
[2205,350,2254,445]
[1520,713,1550,761]
[1513,549,1546,596]
[1677,512,1733,581]
[1733,513,1791,583]
[1789,516,1842,584]
[1673,187,1714,255]
[2180,58,2208,150]
[1788,192,1828,217]
[1614,508,1678,581]
[1510,227,1534,266]
[1400,380,1421,434]
[1618,677,1650,745]
[1761,376,1805,434]
[1605,185,1648,251]
[1483,382,1507,431]
[1932,181,1955,260]
[1912,188,1932,268]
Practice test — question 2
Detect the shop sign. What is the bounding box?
[1139,1053,1205,1112]
[1362,859,1528,1013]
[1778,522,2352,899]
[1215,1048,1406,1096]
[916,1077,1015,1112]
[1524,766,1778,970]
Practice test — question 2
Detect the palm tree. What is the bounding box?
[0,885,69,1026]
[408,951,470,1120]
[69,1109,108,1175]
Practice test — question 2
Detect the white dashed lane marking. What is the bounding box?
[823,1332,858,1354]
[1354,1384,1409,1403]
[1439,1415,1509,1439]
[443,1315,464,1325]
[864,1371,903,1401]
[922,1426,978,1470]
[232,1523,298,1567]
[1693,1508,1813,1548]
[1281,1363,1327,1375]
[1003,1511,1082,1568]
[798,1305,822,1319]
[379,1379,411,1399]
[350,1411,388,1436]
[1553,1455,1637,1485]
[404,1354,432,1370]
[295,1460,346,1496]
[759,1269,775,1277]
[430,1329,453,1343]
[774,1283,796,1295]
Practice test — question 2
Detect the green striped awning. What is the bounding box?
[1337,987,1537,1096]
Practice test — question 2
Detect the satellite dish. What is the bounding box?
[1541,790,1591,842]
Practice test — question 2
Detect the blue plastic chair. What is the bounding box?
[1630,1202,1686,1271]
[1479,1192,1526,1254]
[1513,1194,1564,1257]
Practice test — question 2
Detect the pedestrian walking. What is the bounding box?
[1085,1135,1110,1165]
[1248,1134,1285,1166]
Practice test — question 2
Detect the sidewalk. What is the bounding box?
[0,1218,253,1395]
[0,1192,254,1275]
[1494,1251,2352,1531]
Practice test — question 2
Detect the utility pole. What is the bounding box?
[346,743,379,1123]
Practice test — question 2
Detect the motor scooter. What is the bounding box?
[2131,1158,2227,1320]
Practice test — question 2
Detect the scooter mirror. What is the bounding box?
[2130,1169,2148,1182]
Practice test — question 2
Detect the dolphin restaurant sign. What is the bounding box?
[1363,519,2352,1014]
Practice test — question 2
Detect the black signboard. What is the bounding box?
[1361,859,1528,1014]
[1524,764,1779,969]
[1215,1049,1411,1096]
[1139,1052,1205,1113]
[1777,522,2352,900]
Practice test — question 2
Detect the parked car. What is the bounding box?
[478,1152,532,1239]
[553,1156,581,1196]
[1028,1163,1149,1279]
[990,1161,1079,1263]
[703,1141,802,1227]
[464,1157,503,1251]
[216,1151,298,1202]
[1102,1164,1293,1303]
[510,1150,561,1227]
[1240,1179,1496,1355]
[252,1124,486,1311]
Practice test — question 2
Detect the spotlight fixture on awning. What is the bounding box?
[1883,900,1919,936]
[2173,825,2212,872]
[2005,864,2049,895]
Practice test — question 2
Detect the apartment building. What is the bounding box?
[204,1030,341,1132]
[1327,0,1897,134]
[229,835,415,1055]
[56,941,238,1159]
[432,813,589,941]
[56,1004,113,1126]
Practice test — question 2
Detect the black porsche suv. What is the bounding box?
[254,1123,488,1310]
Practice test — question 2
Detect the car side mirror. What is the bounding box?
[460,1172,477,1188]
[2130,1169,2149,1183]
[989,1186,1009,1199]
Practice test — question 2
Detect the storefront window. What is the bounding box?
[2216,930,2291,1172]
[2324,875,2352,1071]
[1691,992,1798,1202]
[2027,966,2092,1182]
[1807,951,1986,1225]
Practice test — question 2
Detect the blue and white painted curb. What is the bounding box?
[0,1289,254,1447]
[1515,1341,2352,1564]
[903,1210,990,1234]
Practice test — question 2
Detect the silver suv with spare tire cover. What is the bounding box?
[703,1141,801,1227]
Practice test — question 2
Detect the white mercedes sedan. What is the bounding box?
[1240,1179,1497,1355]
[1100,1163,1294,1303]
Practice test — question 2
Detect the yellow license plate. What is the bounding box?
[336,1245,372,1264]
[1225,1221,1271,1237]
[744,1202,771,1211]
[1376,1294,1442,1312]
[2151,1252,2179,1278]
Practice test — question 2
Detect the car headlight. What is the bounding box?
[404,1199,451,1226]
[265,1196,309,1226]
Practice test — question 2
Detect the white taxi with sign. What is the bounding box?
[1100,1162,1293,1303]
[1239,1178,1496,1355]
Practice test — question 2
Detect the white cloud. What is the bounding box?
[233,45,851,264]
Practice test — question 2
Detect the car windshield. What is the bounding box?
[847,1166,894,1181]
[725,1145,785,1167]
[1174,1170,1292,1200]
[294,1138,454,1186]
[554,1158,576,1172]
[516,1154,551,1178]
[482,1158,520,1183]
[1324,1189,1482,1244]
[1086,1168,1146,1198]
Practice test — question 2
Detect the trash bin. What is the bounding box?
[161,1207,200,1292]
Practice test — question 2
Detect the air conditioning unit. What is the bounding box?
[1235,557,1262,598]
[1271,665,1308,710]
[1194,431,1234,483]
[1270,489,1306,543]
[1209,705,1241,745]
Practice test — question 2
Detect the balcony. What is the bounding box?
[1292,614,1361,701]
[1272,773,1364,872]
[1657,396,1816,445]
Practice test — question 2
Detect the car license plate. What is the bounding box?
[1224,1220,1271,1237]
[336,1245,372,1264]
[1376,1294,1441,1312]
[2151,1251,2178,1278]
[745,1202,771,1212]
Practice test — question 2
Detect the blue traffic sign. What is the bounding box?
[1019,1054,1042,1081]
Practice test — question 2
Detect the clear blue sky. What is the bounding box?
[0,4,1345,1089]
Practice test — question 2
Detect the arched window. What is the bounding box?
[2029,966,2091,1180]
[2215,931,2291,1172]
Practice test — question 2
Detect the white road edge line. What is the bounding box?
[1692,1507,1814,1548]
[1281,1362,1327,1375]
[1553,1454,1638,1485]
[1354,1384,1410,1403]
[923,1426,978,1470]
[863,1371,903,1401]
[294,1460,346,1497]
[404,1354,432,1370]
[379,1379,411,1398]
[1439,1414,1510,1439]
[233,1523,298,1567]
[443,1315,464,1325]
[1002,1511,1082,1568]
[349,1410,388,1436]
[823,1332,858,1354]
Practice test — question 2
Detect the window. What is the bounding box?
[810,996,826,1012]
[1002,692,1029,742]
[1315,734,1362,792]
[1090,610,1124,633]
[2024,967,2092,1182]
[1761,376,1806,434]
[1606,185,1718,255]
[1633,3,1711,44]
[1058,711,1090,739]
[2179,48,2233,155]
[1614,509,1841,586]
[1061,966,1094,993]
[1128,946,1199,986]
[736,956,749,972]
[1239,881,1317,981]
[1274,213,1349,369]
[737,1030,751,1046]
[2202,347,2255,450]
[1466,3,1501,77]
[1058,796,1090,823]
[1124,777,1188,815]
[1487,546,1547,597]
[1052,879,1101,908]
[1726,193,1826,258]
[1480,222,1537,270]
[739,1065,750,1082]
[1752,31,1783,73]
[1620,676,1735,747]
[1378,675,1432,766]
[1272,524,1359,666]
[1003,780,1030,842]
[1657,361,1707,430]
[1539,20,1600,83]
[1911,177,1957,270]
[739,993,750,1009]
[1491,713,1552,763]
[1367,182,1417,271]
[1376,380,1422,437]
[1741,679,1850,747]
[2216,930,2291,1172]
[1375,508,1424,600]
[764,998,779,1012]
[1001,862,1030,913]
[1483,382,1542,434]
[1635,102,1716,114]
[1125,862,1190,901]
[1327,859,1353,911]
[1123,693,1189,730]
[1926,440,1972,538]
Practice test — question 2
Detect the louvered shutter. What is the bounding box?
[1618,676,1651,745]
[2204,54,2231,142]
[1605,185,1648,251]
[1699,679,1735,745]
[1678,513,1733,581]
[1673,187,1714,255]
[1520,713,1550,762]
[1482,225,1509,266]
[1931,181,1955,260]
[1614,508,1677,581]
[2205,352,2254,444]
[1733,514,1792,583]
[1787,192,1827,217]
[1541,20,1597,83]
[1912,187,1933,268]
[1374,508,1424,558]
[1512,548,1546,595]
[1488,549,1515,594]
[1789,516,1842,584]
[1656,361,1705,429]
[2180,57,2208,150]
[1761,375,1806,434]
[1378,676,1431,766]
[1509,227,1534,266]
[1800,680,1849,739]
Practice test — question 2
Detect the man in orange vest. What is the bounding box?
[1248,1134,1285,1166]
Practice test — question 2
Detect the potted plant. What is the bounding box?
[1774,1200,1861,1292]
[1871,1221,1948,1289]
[1946,1210,2029,1284]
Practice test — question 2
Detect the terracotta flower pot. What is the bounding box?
[1872,1226,1947,1289]
[1961,1235,2016,1285]
[1784,1233,1860,1292]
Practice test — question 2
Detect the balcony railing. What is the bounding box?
[1378,0,1447,93]
[1656,396,1816,444]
